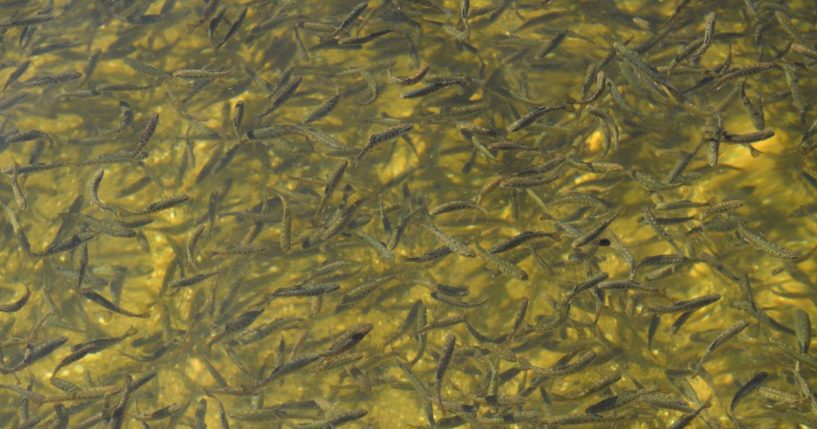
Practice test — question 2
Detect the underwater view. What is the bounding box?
[1,0,817,427]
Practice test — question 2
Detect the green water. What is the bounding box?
[1,0,816,427]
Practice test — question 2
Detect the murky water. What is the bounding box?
[0,0,816,427]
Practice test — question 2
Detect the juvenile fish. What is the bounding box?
[53,327,136,374]
[267,283,340,300]
[357,123,413,161]
[730,372,768,415]
[641,205,682,253]
[316,160,348,216]
[4,205,31,254]
[322,323,373,357]
[637,254,689,268]
[794,309,811,354]
[0,93,28,112]
[474,240,528,280]
[0,284,29,312]
[720,130,774,144]
[331,1,368,37]
[522,350,597,377]
[499,172,559,189]
[692,12,716,59]
[648,294,720,314]
[535,28,568,59]
[335,275,396,310]
[571,210,619,248]
[169,270,220,289]
[739,82,765,130]
[507,102,573,132]
[737,221,802,260]
[2,60,29,90]
[598,279,658,293]
[420,223,475,258]
[216,6,248,49]
[279,194,292,252]
[669,398,711,429]
[387,64,430,85]
[428,199,481,216]
[258,76,302,118]
[260,352,322,386]
[435,334,456,411]
[489,231,555,254]
[9,161,26,210]
[81,290,149,318]
[134,195,190,215]
[403,246,453,262]
[304,93,341,123]
[21,72,82,87]
[172,68,232,79]
[695,320,749,372]
[1,337,68,373]
[587,107,620,151]
[613,42,680,98]
[33,232,96,257]
[699,200,743,220]
[713,62,777,90]
[337,29,392,45]
[585,387,656,415]
[401,78,464,99]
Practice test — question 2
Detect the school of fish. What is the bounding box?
[0,0,817,427]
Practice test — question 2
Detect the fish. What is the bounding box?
[730,372,768,415]
[1,337,68,374]
[571,210,619,248]
[20,72,82,87]
[321,323,373,357]
[331,1,369,37]
[53,327,136,374]
[695,320,750,373]
[474,238,528,280]
[692,12,716,60]
[669,398,712,429]
[258,76,303,118]
[640,205,682,253]
[172,68,232,79]
[737,221,802,260]
[304,93,342,123]
[134,195,190,215]
[337,29,393,45]
[585,387,656,415]
[488,230,556,254]
[713,62,777,90]
[720,130,775,144]
[400,77,466,99]
[794,309,812,354]
[699,200,743,220]
[387,64,430,85]
[216,6,248,49]
[739,82,765,130]
[428,199,482,216]
[420,222,475,258]
[357,123,414,161]
[168,270,220,290]
[648,294,720,314]
[507,102,574,132]
[435,334,456,412]
[279,194,292,252]
[613,42,680,98]
[0,284,30,312]
[81,290,149,318]
[3,60,30,90]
